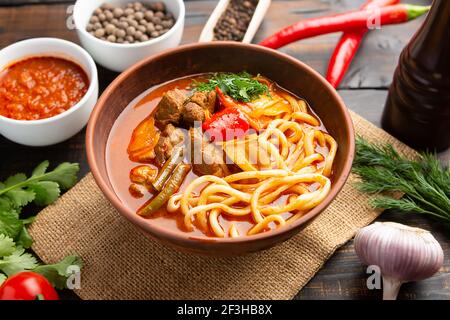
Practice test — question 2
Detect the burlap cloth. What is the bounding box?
[29,111,416,300]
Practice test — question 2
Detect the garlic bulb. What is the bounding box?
[354,222,444,300]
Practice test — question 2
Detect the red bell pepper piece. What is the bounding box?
[202,107,250,142]
[215,87,250,111]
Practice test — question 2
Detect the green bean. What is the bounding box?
[151,145,184,191]
[137,163,191,217]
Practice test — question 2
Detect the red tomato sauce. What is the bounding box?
[0,56,89,120]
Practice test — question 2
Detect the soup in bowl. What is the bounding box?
[87,42,354,255]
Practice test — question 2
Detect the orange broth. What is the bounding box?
[106,74,331,238]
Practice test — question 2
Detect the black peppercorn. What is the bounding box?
[213,0,258,42]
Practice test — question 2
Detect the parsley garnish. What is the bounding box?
[193,72,269,102]
[353,137,450,224]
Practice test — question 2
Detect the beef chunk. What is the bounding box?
[190,128,230,177]
[154,136,171,167]
[154,124,185,167]
[183,102,205,125]
[190,90,216,114]
[154,89,186,128]
[164,123,185,143]
[182,91,217,127]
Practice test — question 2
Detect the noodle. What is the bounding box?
[248,215,286,236]
[167,80,338,238]
[210,209,225,237]
[292,111,320,126]
[322,133,337,177]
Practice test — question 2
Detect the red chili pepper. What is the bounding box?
[0,272,59,300]
[326,0,400,88]
[259,4,430,49]
[202,107,250,142]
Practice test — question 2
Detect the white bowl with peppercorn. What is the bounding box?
[74,0,185,72]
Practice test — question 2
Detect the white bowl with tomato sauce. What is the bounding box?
[0,38,98,146]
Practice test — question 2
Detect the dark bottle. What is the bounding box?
[382,0,450,151]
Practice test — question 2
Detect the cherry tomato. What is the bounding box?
[202,107,250,142]
[0,272,59,300]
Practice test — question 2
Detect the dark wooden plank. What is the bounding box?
[0,0,209,6]
[0,0,72,6]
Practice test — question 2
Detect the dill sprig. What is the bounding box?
[193,72,269,102]
[353,137,450,224]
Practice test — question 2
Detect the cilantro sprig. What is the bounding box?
[353,137,450,224]
[0,234,82,289]
[0,161,83,288]
[193,72,269,102]
[0,161,79,244]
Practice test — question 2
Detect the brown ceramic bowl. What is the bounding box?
[86,42,355,255]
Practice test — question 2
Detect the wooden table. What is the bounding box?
[0,0,448,300]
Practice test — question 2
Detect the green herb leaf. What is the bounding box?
[0,197,11,212]
[15,226,33,249]
[2,173,35,208]
[0,161,80,220]
[43,162,80,190]
[193,72,269,102]
[31,160,49,178]
[421,153,450,196]
[353,137,450,224]
[0,209,23,239]
[0,234,15,256]
[5,189,35,209]
[34,256,83,289]
[0,161,82,287]
[28,181,61,206]
[4,174,27,188]
[0,246,38,276]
